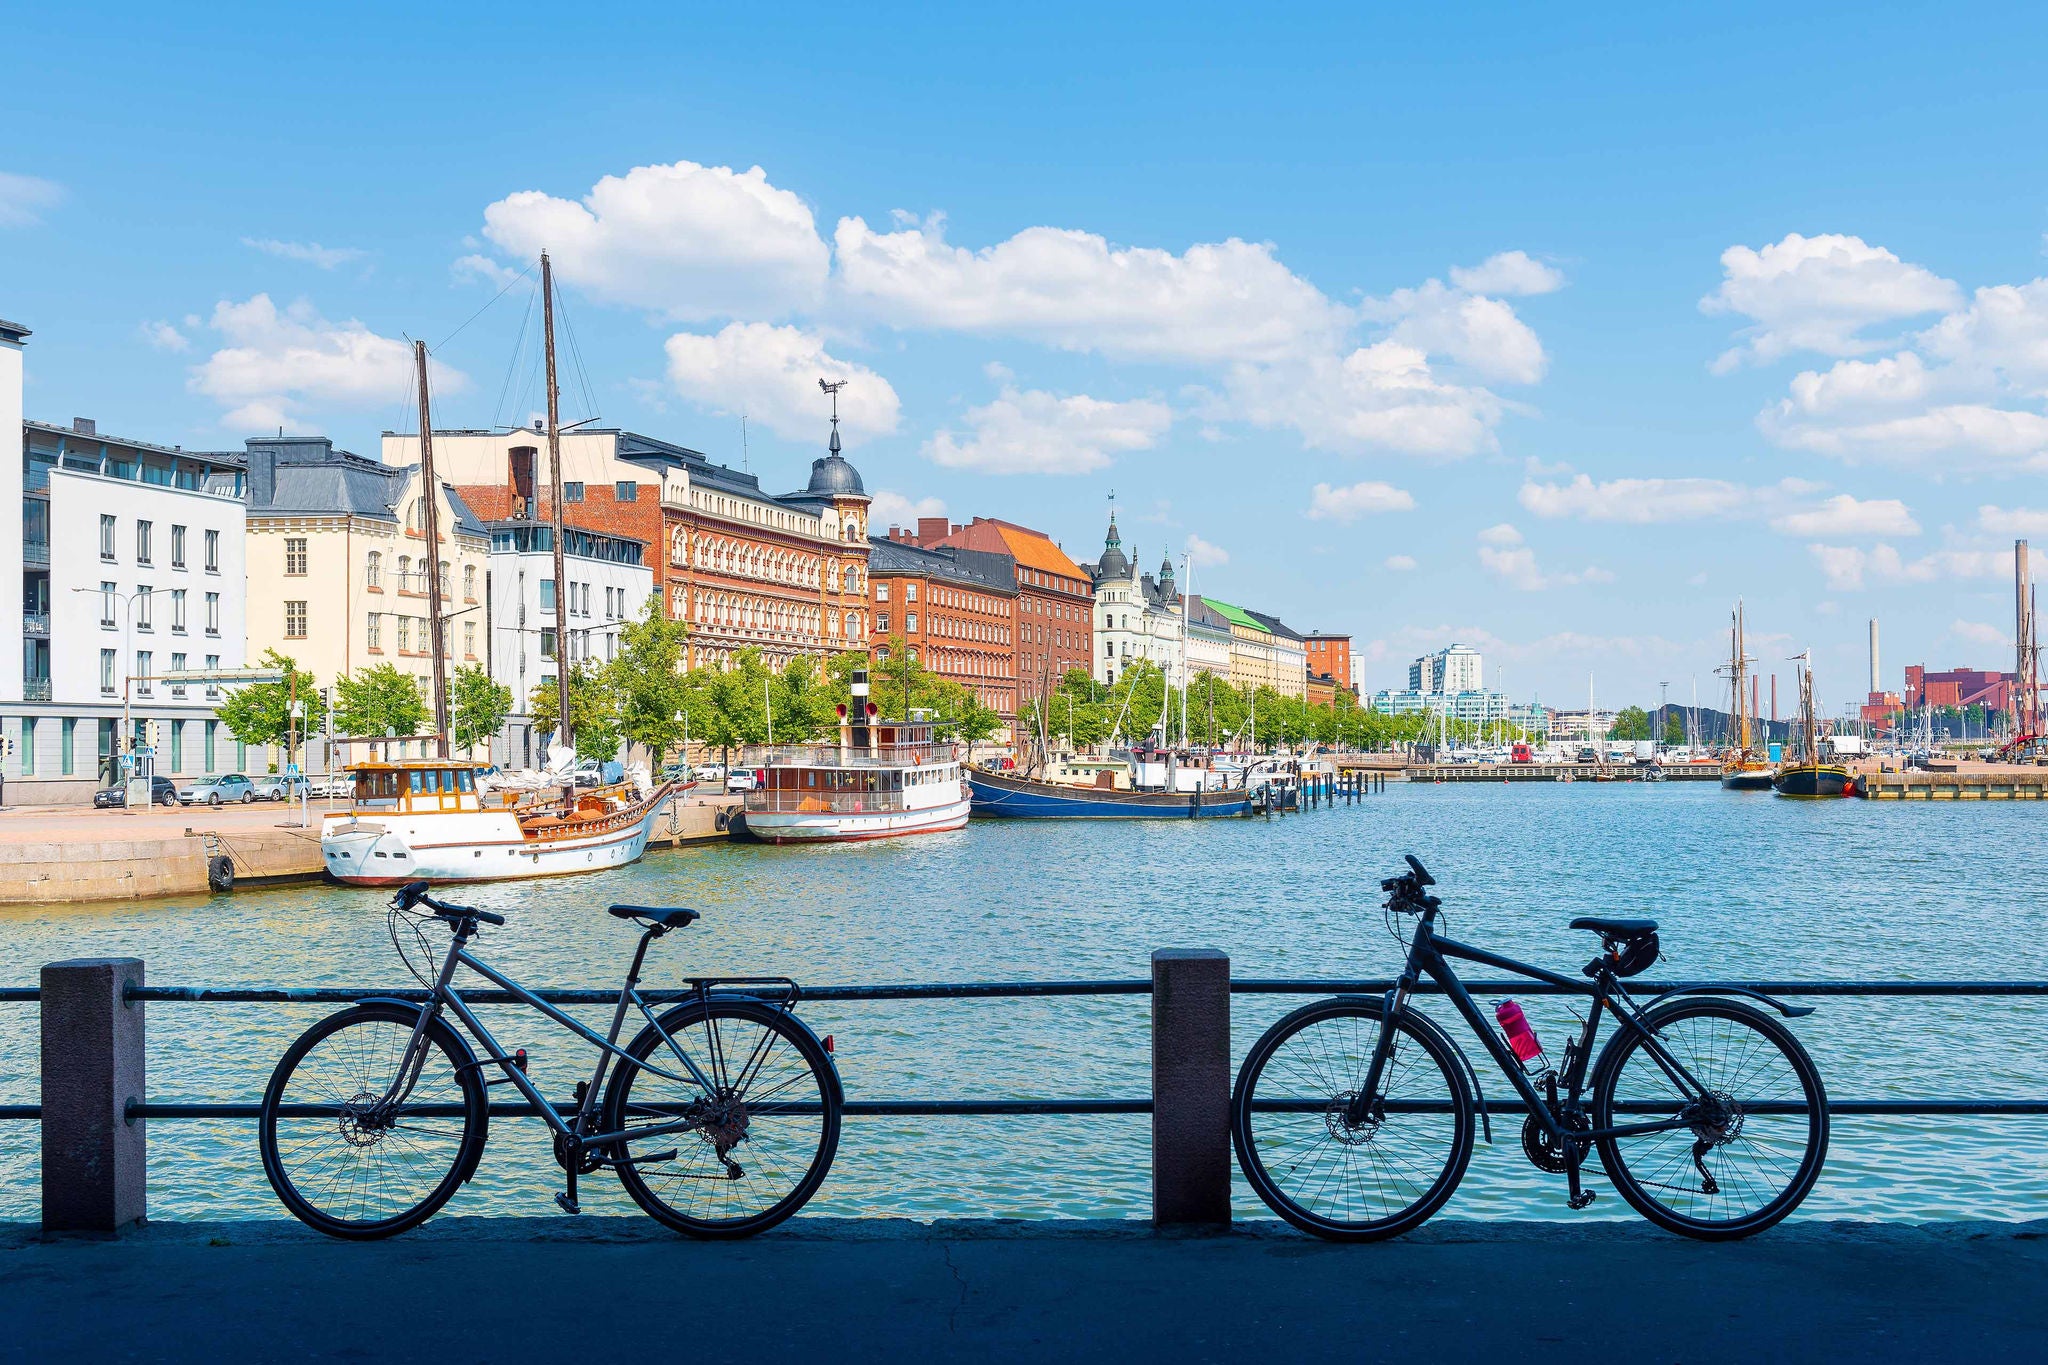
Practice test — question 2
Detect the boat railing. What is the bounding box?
[744,742,957,769]
[744,789,913,814]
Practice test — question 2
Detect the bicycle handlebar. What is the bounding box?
[394,880,506,926]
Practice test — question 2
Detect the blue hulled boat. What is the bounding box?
[967,767,1252,818]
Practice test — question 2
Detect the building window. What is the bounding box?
[170,588,186,632]
[906,613,918,633]
[171,525,187,568]
[19,718,33,777]
[285,537,308,575]
[905,583,919,603]
[877,613,890,634]
[397,617,412,652]
[564,482,584,502]
[366,550,382,588]
[169,719,182,774]
[367,612,382,650]
[204,655,220,698]
[205,529,220,572]
[205,720,217,773]
[100,582,117,627]
[463,621,476,657]
[540,628,557,660]
[136,520,153,565]
[463,563,476,600]
[135,650,152,695]
[397,555,412,591]
[438,561,450,598]
[615,480,637,502]
[876,583,890,602]
[540,579,555,612]
[205,592,221,635]
[285,600,307,639]
[170,652,187,698]
[100,515,116,561]
[135,586,153,631]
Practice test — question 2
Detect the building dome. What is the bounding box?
[1094,513,1130,582]
[807,402,866,496]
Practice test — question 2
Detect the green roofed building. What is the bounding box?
[1202,597,1306,699]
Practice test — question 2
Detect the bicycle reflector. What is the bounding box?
[822,1035,834,1053]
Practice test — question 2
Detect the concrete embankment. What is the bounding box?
[0,792,741,905]
[2,1216,2041,1362]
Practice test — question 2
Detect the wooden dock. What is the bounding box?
[1405,763,1722,783]
[1860,771,2048,800]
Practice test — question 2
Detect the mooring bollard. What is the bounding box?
[1151,948,1230,1226]
[41,957,147,1233]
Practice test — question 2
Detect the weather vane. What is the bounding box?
[819,378,847,453]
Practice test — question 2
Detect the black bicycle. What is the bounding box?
[258,882,843,1240]
[1232,856,1829,1241]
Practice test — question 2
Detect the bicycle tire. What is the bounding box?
[258,1003,487,1240]
[602,998,841,1238]
[1232,997,1476,1241]
[1591,996,1828,1240]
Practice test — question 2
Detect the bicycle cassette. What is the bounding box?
[1521,1110,1590,1174]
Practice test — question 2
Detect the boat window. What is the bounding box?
[456,769,475,793]
[354,770,402,808]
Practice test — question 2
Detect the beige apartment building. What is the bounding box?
[240,437,490,746]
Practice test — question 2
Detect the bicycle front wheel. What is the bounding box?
[602,999,841,1238]
[258,1003,487,1239]
[1232,998,1475,1240]
[1591,997,1828,1240]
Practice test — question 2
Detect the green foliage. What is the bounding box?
[681,647,773,762]
[216,649,319,757]
[1661,709,1686,747]
[1608,705,1652,740]
[448,664,513,756]
[335,663,430,740]
[602,596,694,763]
[529,662,619,761]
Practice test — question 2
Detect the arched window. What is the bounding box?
[396,555,412,591]
[463,563,477,600]
[366,551,382,588]
[439,561,451,597]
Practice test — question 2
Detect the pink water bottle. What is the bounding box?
[1495,1000,1545,1068]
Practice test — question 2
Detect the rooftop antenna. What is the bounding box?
[818,378,846,456]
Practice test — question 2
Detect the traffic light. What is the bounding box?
[142,720,163,749]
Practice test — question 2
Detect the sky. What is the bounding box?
[5,2,2048,713]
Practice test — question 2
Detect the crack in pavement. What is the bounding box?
[938,1239,967,1333]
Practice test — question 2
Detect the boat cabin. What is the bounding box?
[1046,757,1134,791]
[347,761,487,814]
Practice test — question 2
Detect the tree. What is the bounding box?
[530,662,620,762]
[1608,706,1652,741]
[1662,709,1686,747]
[770,655,841,742]
[682,647,772,767]
[334,663,430,741]
[603,597,693,765]
[449,664,513,758]
[217,649,319,764]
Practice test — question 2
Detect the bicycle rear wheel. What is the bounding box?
[1232,998,1475,1240]
[1591,997,1828,1239]
[258,1003,487,1239]
[602,998,841,1238]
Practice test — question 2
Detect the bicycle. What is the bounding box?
[1231,856,1829,1241]
[257,881,843,1240]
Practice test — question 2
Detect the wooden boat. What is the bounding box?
[1773,650,1858,798]
[967,765,1251,818]
[1721,602,1776,790]
[737,681,969,844]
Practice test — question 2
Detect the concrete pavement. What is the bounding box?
[4,1216,2042,1362]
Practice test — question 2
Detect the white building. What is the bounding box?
[488,520,654,767]
[5,319,250,801]
[1409,643,1483,695]
[1086,513,1184,688]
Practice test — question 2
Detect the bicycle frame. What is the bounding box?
[1361,905,1715,1147]
[379,917,788,1156]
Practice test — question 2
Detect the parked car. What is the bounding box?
[659,761,694,785]
[177,773,258,806]
[724,769,760,793]
[93,776,181,809]
[695,763,726,783]
[251,774,312,801]
[308,772,355,799]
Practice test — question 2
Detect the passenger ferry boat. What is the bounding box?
[737,676,970,843]
[320,760,673,885]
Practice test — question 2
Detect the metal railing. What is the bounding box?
[4,974,2046,1123]
[744,742,957,769]
[21,678,50,701]
[22,612,48,638]
[22,540,49,568]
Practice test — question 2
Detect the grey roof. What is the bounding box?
[0,318,30,344]
[238,436,486,536]
[1185,596,1233,634]
[1246,608,1306,643]
[1092,515,1130,582]
[867,536,1018,594]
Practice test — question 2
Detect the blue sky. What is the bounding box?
[6,2,2048,712]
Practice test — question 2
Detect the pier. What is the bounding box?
[1860,770,2048,799]
[1405,762,1722,782]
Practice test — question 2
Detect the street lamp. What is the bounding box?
[72,586,145,812]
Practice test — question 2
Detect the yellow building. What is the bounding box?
[1202,597,1308,700]
[240,438,490,749]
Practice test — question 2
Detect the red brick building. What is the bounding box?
[1304,630,1354,701]
[890,516,1093,706]
[1905,664,2014,711]
[866,536,1018,725]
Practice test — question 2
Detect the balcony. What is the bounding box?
[23,540,49,568]
[23,678,51,701]
[23,613,48,638]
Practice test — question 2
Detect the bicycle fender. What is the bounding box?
[1640,985,1815,1020]
[1348,994,1493,1145]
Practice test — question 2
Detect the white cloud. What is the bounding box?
[452,254,523,289]
[1384,554,1418,571]
[189,294,463,430]
[1184,533,1229,567]
[924,387,1171,475]
[1808,542,2012,591]
[834,216,1347,366]
[1306,480,1416,522]
[1702,231,1961,370]
[1449,250,1565,297]
[243,238,368,270]
[1768,494,1920,538]
[1218,340,1506,458]
[1475,523,1612,591]
[1762,398,2048,468]
[1367,280,1546,384]
[1952,619,2008,647]
[869,490,946,530]
[1978,504,2048,536]
[139,321,188,352]
[1518,473,1788,524]
[663,322,899,442]
[0,171,64,228]
[480,161,831,320]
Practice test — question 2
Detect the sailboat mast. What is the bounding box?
[413,340,450,758]
[542,252,573,751]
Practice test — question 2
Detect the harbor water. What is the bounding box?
[3,782,2045,1225]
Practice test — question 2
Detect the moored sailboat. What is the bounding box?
[1721,602,1774,790]
[1772,650,1854,798]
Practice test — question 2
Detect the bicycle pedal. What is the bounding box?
[1568,1191,1597,1210]
[554,1192,581,1215]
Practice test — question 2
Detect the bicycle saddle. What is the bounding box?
[1569,916,1657,937]
[609,905,701,928]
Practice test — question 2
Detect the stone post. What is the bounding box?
[41,957,147,1232]
[1151,948,1230,1226]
